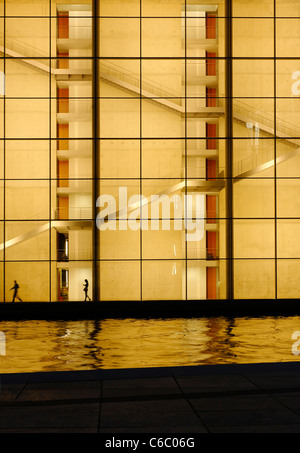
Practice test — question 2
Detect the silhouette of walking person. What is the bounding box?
[83,279,91,302]
[10,281,23,303]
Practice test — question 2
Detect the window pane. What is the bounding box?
[6,18,49,58]
[233,0,274,17]
[276,0,300,17]
[277,19,300,58]
[5,221,49,261]
[233,61,274,98]
[233,99,274,138]
[233,139,275,178]
[234,260,275,299]
[5,262,50,302]
[234,178,275,219]
[142,140,183,179]
[277,260,300,299]
[100,59,140,99]
[6,0,50,16]
[99,18,140,58]
[100,99,140,139]
[100,261,140,301]
[100,0,140,17]
[142,260,185,301]
[6,59,49,98]
[6,180,49,220]
[276,99,300,139]
[142,18,183,58]
[6,140,49,179]
[277,180,300,218]
[6,99,49,139]
[100,140,140,179]
[234,219,275,259]
[277,220,300,258]
[233,19,274,58]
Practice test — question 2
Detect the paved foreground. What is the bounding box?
[1,362,300,433]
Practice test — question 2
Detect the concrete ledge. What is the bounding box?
[1,299,300,320]
[2,361,300,384]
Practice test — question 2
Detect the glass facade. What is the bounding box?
[0,0,300,302]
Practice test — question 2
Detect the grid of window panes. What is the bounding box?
[0,0,94,302]
[232,0,300,299]
[0,0,300,302]
[97,0,227,302]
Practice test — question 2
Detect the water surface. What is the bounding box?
[0,317,300,374]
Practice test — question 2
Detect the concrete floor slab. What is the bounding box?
[2,362,300,433]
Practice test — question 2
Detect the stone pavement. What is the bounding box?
[1,362,300,433]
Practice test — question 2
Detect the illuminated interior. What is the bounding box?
[0,0,299,302]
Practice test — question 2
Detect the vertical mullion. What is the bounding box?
[274,0,277,300]
[93,0,99,301]
[225,0,233,300]
[185,0,187,302]
[140,0,142,302]
[3,0,5,303]
[49,0,52,302]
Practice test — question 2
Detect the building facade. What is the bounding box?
[0,0,299,302]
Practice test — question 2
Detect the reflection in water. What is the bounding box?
[0,317,300,374]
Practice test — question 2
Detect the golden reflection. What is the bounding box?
[0,317,300,374]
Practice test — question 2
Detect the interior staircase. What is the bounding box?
[1,37,299,250]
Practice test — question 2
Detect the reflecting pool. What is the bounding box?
[0,317,300,374]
